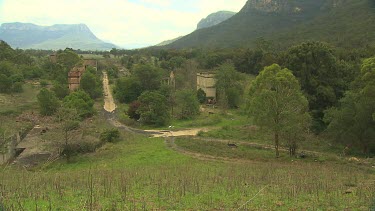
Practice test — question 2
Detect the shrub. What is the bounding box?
[100,129,121,143]
[11,82,23,93]
[40,80,49,87]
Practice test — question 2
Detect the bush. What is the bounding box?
[63,90,95,118]
[128,101,141,120]
[61,142,97,157]
[197,88,207,104]
[37,88,60,116]
[100,129,121,143]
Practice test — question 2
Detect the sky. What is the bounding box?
[0,0,247,49]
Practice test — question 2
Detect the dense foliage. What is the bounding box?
[325,57,375,155]
[63,90,95,118]
[137,91,170,126]
[215,63,244,109]
[175,89,200,119]
[283,42,356,131]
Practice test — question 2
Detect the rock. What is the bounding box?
[348,157,360,162]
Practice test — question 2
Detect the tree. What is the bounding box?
[247,64,310,157]
[325,57,375,155]
[283,42,356,132]
[57,49,81,70]
[133,64,163,91]
[37,88,60,116]
[52,82,70,99]
[175,89,200,119]
[215,63,243,109]
[63,91,94,118]
[56,107,80,161]
[114,78,142,103]
[137,91,170,126]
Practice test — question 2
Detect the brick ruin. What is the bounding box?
[68,59,98,91]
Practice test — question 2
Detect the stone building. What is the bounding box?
[49,54,57,63]
[197,72,217,100]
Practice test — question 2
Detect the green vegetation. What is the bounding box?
[37,88,60,116]
[100,129,120,143]
[283,41,355,132]
[63,90,95,119]
[325,57,375,155]
[175,89,200,119]
[137,91,170,126]
[215,62,244,109]
[80,67,103,99]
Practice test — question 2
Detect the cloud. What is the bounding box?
[0,0,247,48]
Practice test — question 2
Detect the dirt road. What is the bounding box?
[103,72,116,112]
[145,128,211,138]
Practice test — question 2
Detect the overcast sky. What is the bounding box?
[0,0,247,49]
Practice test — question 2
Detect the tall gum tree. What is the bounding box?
[247,64,310,157]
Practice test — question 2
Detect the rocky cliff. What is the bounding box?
[197,11,236,30]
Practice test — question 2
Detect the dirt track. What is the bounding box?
[103,72,116,112]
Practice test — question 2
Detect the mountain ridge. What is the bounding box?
[0,22,116,50]
[164,0,374,49]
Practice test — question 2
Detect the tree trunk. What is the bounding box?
[275,132,280,158]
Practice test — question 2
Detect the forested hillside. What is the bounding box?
[166,0,375,49]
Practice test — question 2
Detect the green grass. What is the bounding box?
[0,132,374,210]
[0,83,39,114]
[175,137,279,161]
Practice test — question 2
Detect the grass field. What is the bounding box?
[0,83,39,135]
[0,131,374,210]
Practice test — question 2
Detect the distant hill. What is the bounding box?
[0,22,117,50]
[165,0,375,49]
[197,11,236,30]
